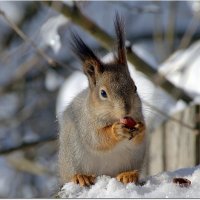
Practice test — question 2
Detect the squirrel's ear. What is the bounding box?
[70,32,103,87]
[114,13,127,65]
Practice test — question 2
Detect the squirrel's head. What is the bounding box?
[71,14,142,123]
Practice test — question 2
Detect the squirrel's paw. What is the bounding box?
[71,174,96,187]
[127,121,145,140]
[132,122,145,134]
[113,121,145,140]
[116,170,139,184]
[112,122,134,140]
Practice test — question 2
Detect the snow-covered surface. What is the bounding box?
[58,165,200,198]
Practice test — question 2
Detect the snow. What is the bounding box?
[45,69,64,91]
[0,1,25,23]
[188,1,200,13]
[159,41,200,98]
[56,70,88,116]
[40,15,68,53]
[58,165,200,198]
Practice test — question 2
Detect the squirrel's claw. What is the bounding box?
[128,122,145,139]
[113,121,145,141]
[116,170,139,184]
[71,174,96,187]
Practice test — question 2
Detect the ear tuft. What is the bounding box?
[86,64,95,76]
[114,13,127,64]
[70,32,99,62]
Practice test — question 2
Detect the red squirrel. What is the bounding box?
[58,14,146,186]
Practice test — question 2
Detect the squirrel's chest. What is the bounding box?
[81,140,145,177]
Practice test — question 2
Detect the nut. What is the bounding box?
[120,117,136,129]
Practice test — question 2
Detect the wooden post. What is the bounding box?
[147,104,200,176]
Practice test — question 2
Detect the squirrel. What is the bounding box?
[58,14,146,187]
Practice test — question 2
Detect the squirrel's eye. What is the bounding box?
[134,85,137,93]
[100,89,107,98]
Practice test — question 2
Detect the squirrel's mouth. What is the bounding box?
[96,110,133,126]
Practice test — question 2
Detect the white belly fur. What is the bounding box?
[81,139,146,177]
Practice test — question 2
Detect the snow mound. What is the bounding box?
[58,165,200,198]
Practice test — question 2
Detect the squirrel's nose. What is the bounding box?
[123,101,131,115]
[114,100,131,117]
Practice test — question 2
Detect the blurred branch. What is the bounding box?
[0,8,55,66]
[0,135,57,155]
[0,91,54,128]
[178,13,200,50]
[153,2,165,62]
[165,1,177,56]
[0,54,42,95]
[43,1,193,103]
[0,9,78,96]
[2,2,41,48]
[7,153,53,176]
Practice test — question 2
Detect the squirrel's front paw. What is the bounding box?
[133,122,145,134]
[112,122,135,140]
[112,121,145,141]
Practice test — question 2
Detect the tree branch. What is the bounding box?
[0,135,57,155]
[7,153,53,175]
[0,9,78,96]
[43,1,193,103]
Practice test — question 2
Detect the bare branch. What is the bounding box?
[178,14,200,50]
[0,136,57,155]
[0,8,55,66]
[0,9,79,96]
[7,153,53,175]
[0,54,41,96]
[165,1,177,56]
[152,2,165,62]
[2,2,41,48]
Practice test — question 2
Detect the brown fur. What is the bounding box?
[96,125,119,151]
